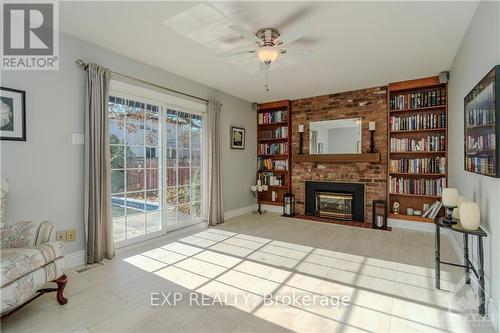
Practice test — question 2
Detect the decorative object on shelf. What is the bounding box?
[231,127,245,149]
[282,192,295,217]
[250,182,269,214]
[414,209,422,216]
[369,121,376,153]
[452,195,465,219]
[1,87,26,141]
[406,207,414,216]
[459,202,481,230]
[392,200,400,214]
[298,124,304,154]
[441,187,459,224]
[372,200,387,229]
[464,65,499,178]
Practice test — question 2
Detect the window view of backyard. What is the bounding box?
[109,95,203,243]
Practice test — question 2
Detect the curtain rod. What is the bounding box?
[75,59,208,104]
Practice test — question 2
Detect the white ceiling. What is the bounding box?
[60,1,478,103]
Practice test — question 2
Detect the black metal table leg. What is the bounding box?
[257,203,262,214]
[463,234,471,284]
[478,236,486,316]
[435,223,441,289]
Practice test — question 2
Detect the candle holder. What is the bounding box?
[369,130,375,153]
[298,132,304,154]
[443,205,457,225]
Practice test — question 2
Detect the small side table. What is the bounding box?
[434,217,488,315]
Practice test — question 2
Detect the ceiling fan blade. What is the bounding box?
[218,49,255,57]
[283,47,314,60]
[228,25,261,44]
[277,4,316,31]
[276,24,309,46]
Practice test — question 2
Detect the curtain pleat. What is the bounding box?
[84,63,114,264]
[207,99,224,226]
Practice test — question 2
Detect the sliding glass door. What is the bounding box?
[109,89,205,246]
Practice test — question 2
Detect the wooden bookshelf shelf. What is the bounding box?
[389,128,445,134]
[389,213,433,223]
[389,105,446,113]
[257,100,292,206]
[387,76,448,223]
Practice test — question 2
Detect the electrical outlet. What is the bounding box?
[66,229,76,241]
[56,231,66,242]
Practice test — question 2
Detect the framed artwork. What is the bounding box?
[1,87,26,141]
[231,127,245,149]
[464,65,499,177]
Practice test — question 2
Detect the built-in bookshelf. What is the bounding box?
[257,100,292,206]
[464,65,499,177]
[387,76,448,223]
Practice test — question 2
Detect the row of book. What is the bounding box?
[258,172,285,187]
[466,157,496,175]
[466,133,496,150]
[465,108,495,126]
[258,143,288,155]
[389,89,446,110]
[258,110,288,125]
[390,157,446,174]
[422,201,443,219]
[390,113,445,131]
[390,134,445,152]
[258,158,288,171]
[259,126,288,140]
[389,177,446,196]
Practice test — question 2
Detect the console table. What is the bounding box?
[434,217,488,315]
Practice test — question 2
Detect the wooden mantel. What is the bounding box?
[293,153,381,163]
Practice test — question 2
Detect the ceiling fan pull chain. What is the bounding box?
[265,67,270,92]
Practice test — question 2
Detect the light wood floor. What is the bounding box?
[2,213,493,333]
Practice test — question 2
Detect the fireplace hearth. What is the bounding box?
[305,181,365,222]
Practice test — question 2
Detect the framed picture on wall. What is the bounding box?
[231,127,245,149]
[464,65,500,177]
[1,87,26,141]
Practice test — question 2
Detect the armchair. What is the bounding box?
[0,177,67,318]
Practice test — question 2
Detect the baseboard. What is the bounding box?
[64,250,86,269]
[261,204,282,214]
[224,205,255,220]
[387,218,435,232]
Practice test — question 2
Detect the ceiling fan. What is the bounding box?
[220,24,313,66]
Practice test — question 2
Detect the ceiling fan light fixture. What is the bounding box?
[257,46,280,65]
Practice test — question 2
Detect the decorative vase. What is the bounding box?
[459,202,480,230]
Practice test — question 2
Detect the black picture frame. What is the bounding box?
[1,86,26,141]
[463,65,500,178]
[231,127,245,149]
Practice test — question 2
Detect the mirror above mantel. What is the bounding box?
[296,118,380,163]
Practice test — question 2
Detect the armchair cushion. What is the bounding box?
[1,220,53,249]
[1,242,64,288]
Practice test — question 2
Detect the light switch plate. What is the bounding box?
[72,133,85,145]
[66,229,76,241]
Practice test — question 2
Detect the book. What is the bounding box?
[428,202,443,219]
[422,201,438,217]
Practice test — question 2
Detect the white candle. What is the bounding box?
[298,124,304,133]
[369,121,376,131]
[257,179,262,186]
[250,185,257,192]
[257,185,263,192]
[262,185,268,191]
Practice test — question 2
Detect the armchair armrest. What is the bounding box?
[1,220,53,249]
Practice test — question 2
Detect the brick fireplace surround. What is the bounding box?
[291,86,388,224]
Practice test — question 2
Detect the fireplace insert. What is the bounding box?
[314,192,353,220]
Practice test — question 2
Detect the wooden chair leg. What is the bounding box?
[53,274,68,305]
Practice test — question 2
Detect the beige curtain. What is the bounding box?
[83,63,114,264]
[207,99,224,226]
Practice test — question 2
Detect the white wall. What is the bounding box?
[448,1,500,326]
[0,33,256,255]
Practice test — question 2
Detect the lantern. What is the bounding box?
[372,200,387,230]
[283,192,296,217]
